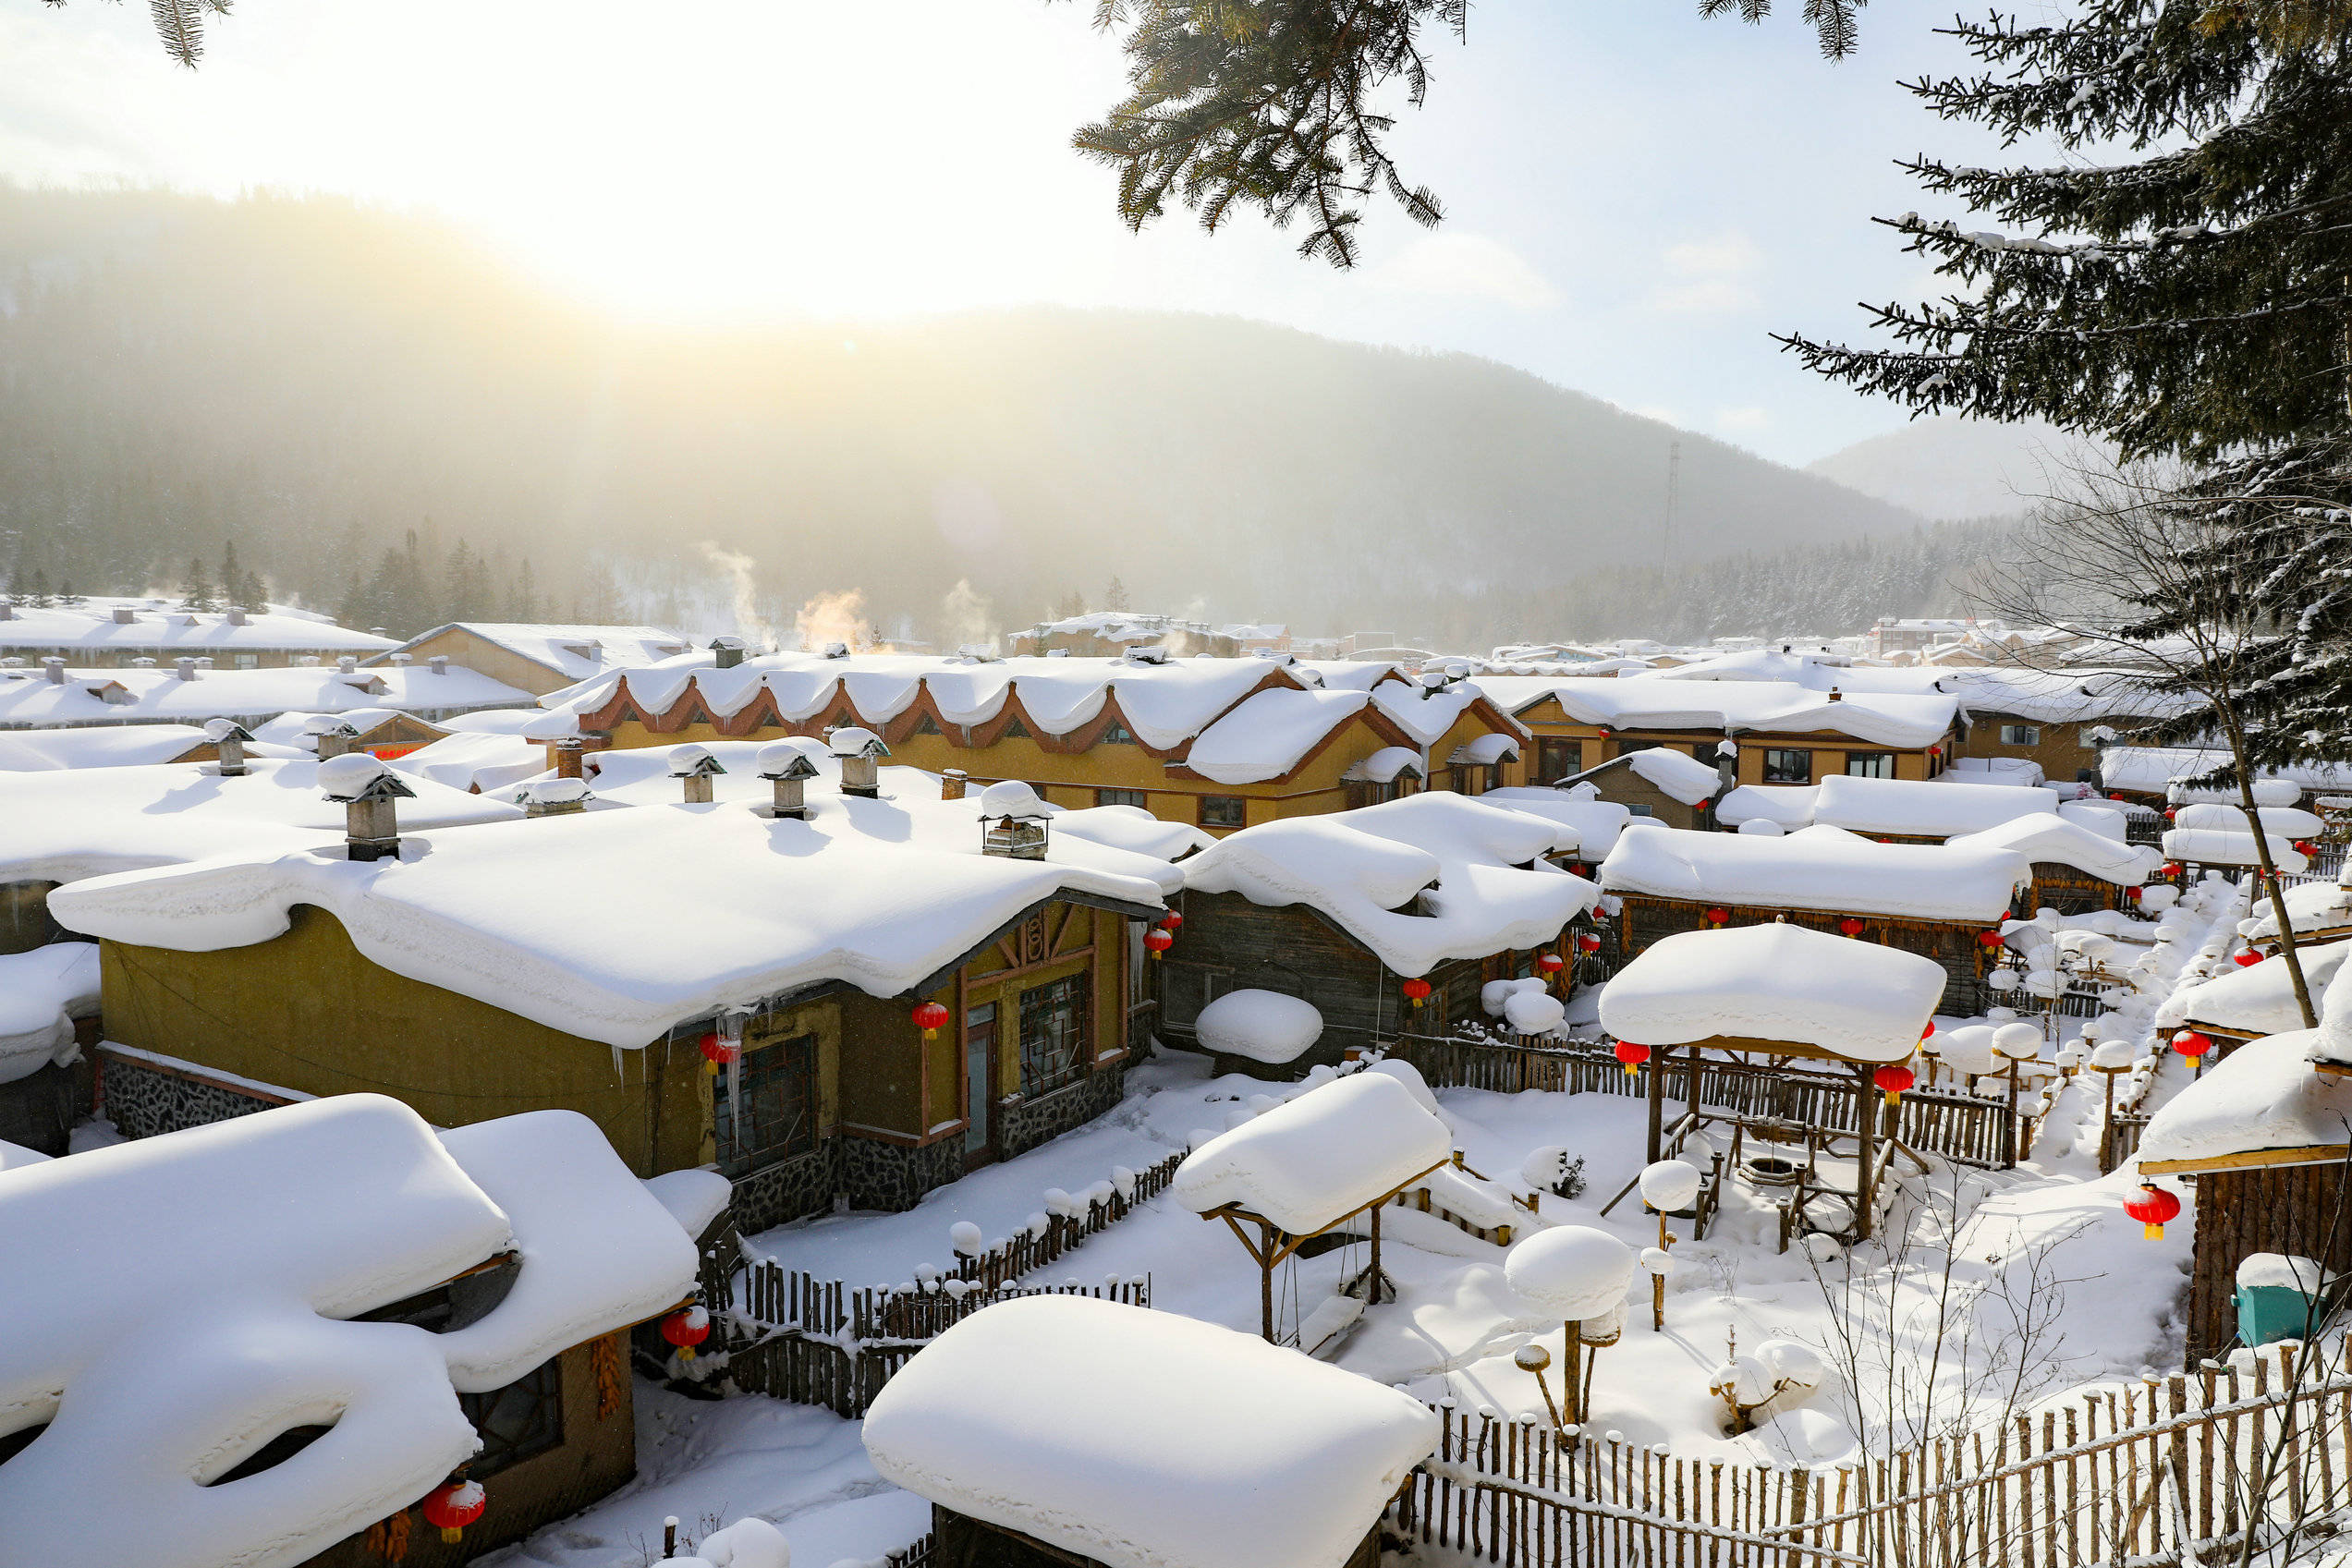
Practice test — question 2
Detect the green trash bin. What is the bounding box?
[2235,1253,2333,1347]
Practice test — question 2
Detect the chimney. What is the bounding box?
[830,727,888,798]
[519,777,591,818]
[553,737,585,779]
[978,780,1050,860]
[318,754,415,862]
[43,657,65,686]
[756,742,820,820]
[304,716,361,759]
[111,606,135,625]
[226,606,249,626]
[337,656,358,675]
[1828,687,1843,701]
[389,652,412,667]
[429,655,449,676]
[941,768,969,802]
[0,602,11,621]
[205,718,254,777]
[174,657,198,682]
[710,636,746,670]
[667,743,725,805]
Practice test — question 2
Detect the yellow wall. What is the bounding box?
[1507,700,1947,788]
[1954,711,2102,784]
[395,626,577,697]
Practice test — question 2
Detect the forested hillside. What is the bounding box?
[0,188,1957,645]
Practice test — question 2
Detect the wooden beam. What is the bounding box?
[2139,1143,2351,1175]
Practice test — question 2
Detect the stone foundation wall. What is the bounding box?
[840,1133,968,1212]
[102,1054,286,1141]
[727,1141,841,1234]
[997,1066,1124,1161]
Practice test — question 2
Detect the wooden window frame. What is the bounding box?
[1018,973,1091,1097]
[2000,723,2042,747]
[1761,747,1813,784]
[1096,786,1149,809]
[1198,795,1248,830]
[712,1032,820,1177]
[1845,751,1895,778]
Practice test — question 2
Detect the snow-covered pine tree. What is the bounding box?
[1783,0,2352,464]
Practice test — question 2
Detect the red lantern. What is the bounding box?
[1839,917,1866,938]
[2109,793,2128,802]
[662,1304,712,1361]
[2172,1030,2213,1059]
[1536,952,1566,977]
[1577,931,1602,954]
[1614,1039,1651,1076]
[1696,797,1712,811]
[1402,977,1432,1009]
[1161,911,1185,931]
[1920,1020,1936,1040]
[2161,861,2183,878]
[1704,907,1729,927]
[2123,1183,2182,1240]
[421,1479,487,1545]
[2295,840,2317,857]
[1568,862,1590,878]
[1873,1063,1916,1105]
[1597,727,1613,738]
[2163,808,2178,821]
[1977,930,2004,950]
[1143,929,1175,962]
[2126,886,2142,901]
[913,1000,951,1038]
[2235,951,2263,968]
[698,1031,738,1076]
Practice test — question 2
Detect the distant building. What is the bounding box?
[1010,613,1243,659]
[372,623,694,698]
[0,656,531,730]
[0,597,395,669]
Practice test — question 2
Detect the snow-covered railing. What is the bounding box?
[1397,1344,2352,1568]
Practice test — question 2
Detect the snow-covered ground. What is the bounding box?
[492,875,2258,1566]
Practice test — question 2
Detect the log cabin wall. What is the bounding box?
[2186,1161,2352,1366]
[2028,861,2126,917]
[1613,893,1995,1014]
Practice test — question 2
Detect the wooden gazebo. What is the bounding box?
[1597,923,1945,1246]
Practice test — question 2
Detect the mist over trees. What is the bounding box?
[0,187,1972,648]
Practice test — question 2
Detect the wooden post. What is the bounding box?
[2097,1064,2120,1173]
[1854,1061,1876,1242]
[1646,1044,1666,1163]
[1653,1210,1669,1332]
[1259,1220,1275,1343]
[1688,1042,1703,1124]
[2007,1058,2023,1167]
[1369,1197,1383,1306]
[1562,1329,1584,1426]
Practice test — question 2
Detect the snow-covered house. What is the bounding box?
[0,596,396,669]
[0,657,533,730]
[1598,825,2031,1011]
[2156,942,2351,1054]
[0,1094,711,1568]
[372,622,694,697]
[862,1295,1439,1568]
[530,650,1530,835]
[1008,611,1246,660]
[1945,811,2160,915]
[1158,794,1602,1068]
[49,759,1187,1231]
[0,722,225,772]
[1542,742,1728,830]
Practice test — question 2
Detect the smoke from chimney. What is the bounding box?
[697,541,776,652]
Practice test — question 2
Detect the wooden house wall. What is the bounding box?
[2186,1161,2352,1365]
[390,626,581,697]
[0,881,67,954]
[1614,894,1994,1014]
[2028,860,2126,917]
[1953,709,2106,785]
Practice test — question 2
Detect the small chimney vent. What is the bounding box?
[42,657,66,686]
[205,718,255,776]
[174,657,199,682]
[1828,687,1843,702]
[389,652,412,667]
[667,743,727,805]
[828,727,889,798]
[710,636,747,671]
[429,655,449,676]
[303,714,361,759]
[553,737,586,780]
[226,605,249,626]
[756,741,822,820]
[0,602,12,621]
[336,656,358,675]
[318,754,415,862]
[111,606,136,626]
[979,779,1051,860]
[518,776,592,818]
[940,768,969,802]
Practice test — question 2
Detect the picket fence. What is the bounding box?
[1398,1344,2352,1568]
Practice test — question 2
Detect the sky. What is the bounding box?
[0,0,2019,468]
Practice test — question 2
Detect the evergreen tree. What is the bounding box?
[179,556,217,612]
[25,570,49,608]
[1782,0,2352,463]
[1054,590,1086,620]
[220,540,266,612]
[1103,575,1131,612]
[506,557,542,623]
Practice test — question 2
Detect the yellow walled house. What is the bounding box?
[49,757,1186,1234]
[373,623,695,698]
[525,650,1531,834]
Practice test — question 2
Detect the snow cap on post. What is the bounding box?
[1505,1226,1637,1322]
[1638,1161,1703,1213]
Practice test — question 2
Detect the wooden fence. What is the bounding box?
[1386,1036,2023,1171]
[1397,1344,2352,1568]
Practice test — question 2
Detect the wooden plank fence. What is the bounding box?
[1397,1344,2352,1568]
[1385,1036,2024,1171]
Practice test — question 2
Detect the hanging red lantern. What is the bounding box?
[1161,911,1185,931]
[913,1000,951,1038]
[1977,930,2004,950]
[1568,862,1590,878]
[2126,886,2142,901]
[2163,808,2178,821]
[1143,929,1175,962]
[1577,931,1602,954]
[1704,907,1729,927]
[1536,952,1566,977]
[2160,861,2183,878]
[1920,1020,1936,1040]
[662,1304,712,1361]
[1614,1039,1651,1075]
[2172,1030,2213,1059]
[1402,977,1432,1009]
[2295,840,2317,857]
[1838,917,1866,938]
[2109,793,2128,803]
[1695,797,1712,812]
[2123,1183,2182,1240]
[1873,1063,1916,1105]
[698,1032,738,1076]
[2235,951,2263,968]
[421,1479,487,1545]
[1597,727,1613,738]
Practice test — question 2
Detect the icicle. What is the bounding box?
[725,1052,743,1149]
[612,1042,625,1085]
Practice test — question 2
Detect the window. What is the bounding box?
[1614,738,1666,759]
[1018,974,1091,1096]
[233,653,259,670]
[1762,748,1812,784]
[912,712,942,735]
[712,1034,818,1177]
[1096,787,1148,809]
[1449,765,1477,795]
[1537,738,1579,782]
[459,1356,564,1477]
[1001,717,1031,739]
[1098,720,1135,744]
[1846,751,1895,779]
[2000,723,2042,747]
[1627,802,1655,818]
[1199,796,1248,830]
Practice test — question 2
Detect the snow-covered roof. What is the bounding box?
[1810,774,2055,837]
[383,623,692,683]
[1599,824,2029,923]
[386,728,550,795]
[0,599,396,657]
[2248,881,2352,943]
[1181,793,1600,977]
[1185,687,1374,784]
[2158,942,2350,1038]
[1475,788,1632,859]
[1713,784,1818,831]
[1173,1071,1453,1234]
[0,942,98,1085]
[0,1095,696,1568]
[0,662,532,728]
[2139,1028,2352,1170]
[0,757,524,888]
[1447,732,1521,767]
[51,773,1176,1048]
[1622,746,1724,806]
[1598,924,1944,1062]
[1341,746,1424,784]
[2102,746,2352,797]
[1474,675,1957,749]
[1946,814,2159,885]
[2174,801,2325,838]
[2162,827,2309,873]
[861,1295,1439,1568]
[0,723,212,771]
